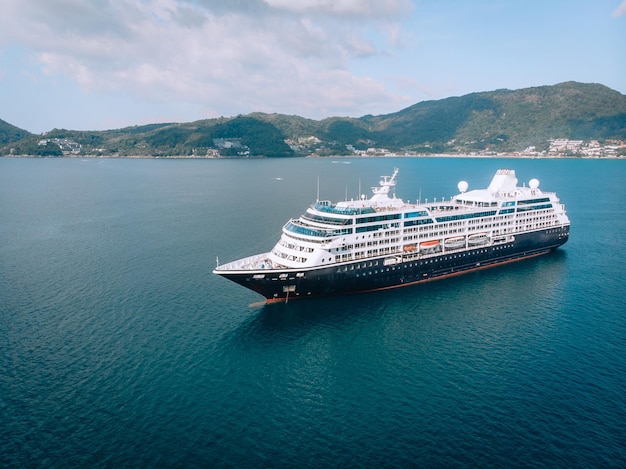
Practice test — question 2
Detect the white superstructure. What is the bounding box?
[238,168,568,270]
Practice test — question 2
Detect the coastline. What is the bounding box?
[1,153,624,160]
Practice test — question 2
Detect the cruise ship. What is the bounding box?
[214,168,570,302]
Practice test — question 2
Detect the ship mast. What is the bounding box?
[370,167,399,201]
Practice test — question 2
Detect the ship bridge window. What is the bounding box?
[302,213,353,225]
[286,221,352,237]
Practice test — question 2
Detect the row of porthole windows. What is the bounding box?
[355,269,393,277]
[412,248,491,264]
[351,251,490,277]
[336,260,381,272]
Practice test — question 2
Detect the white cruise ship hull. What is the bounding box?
[216,226,569,302]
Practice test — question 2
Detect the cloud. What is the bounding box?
[262,0,413,18]
[613,0,626,17]
[0,0,415,121]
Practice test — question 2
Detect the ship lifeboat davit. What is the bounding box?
[444,236,465,249]
[420,240,440,250]
[468,233,489,245]
[384,256,402,266]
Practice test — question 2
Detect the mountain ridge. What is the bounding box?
[2,81,625,157]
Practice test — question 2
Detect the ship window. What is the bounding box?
[356,213,402,224]
[314,202,375,215]
[404,219,433,227]
[303,213,353,225]
[436,210,497,223]
[517,204,552,212]
[405,211,429,218]
[518,197,550,205]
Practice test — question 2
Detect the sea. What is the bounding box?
[1,156,625,468]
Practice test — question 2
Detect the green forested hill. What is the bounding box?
[2,82,625,157]
[381,82,626,152]
[0,119,30,145]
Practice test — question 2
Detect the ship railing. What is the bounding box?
[216,253,272,271]
[286,219,351,238]
[302,213,352,226]
[314,202,375,215]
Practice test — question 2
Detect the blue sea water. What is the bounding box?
[1,156,625,467]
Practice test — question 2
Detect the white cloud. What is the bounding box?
[262,0,413,18]
[613,0,626,17]
[0,0,414,122]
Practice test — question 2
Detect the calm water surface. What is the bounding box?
[1,157,625,467]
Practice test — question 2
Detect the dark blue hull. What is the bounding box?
[219,226,569,302]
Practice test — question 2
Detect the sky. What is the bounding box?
[0,0,625,134]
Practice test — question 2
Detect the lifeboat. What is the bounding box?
[403,244,417,252]
[420,240,440,249]
[444,236,465,249]
[384,256,402,266]
[468,233,489,245]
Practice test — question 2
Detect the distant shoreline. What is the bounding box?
[2,153,624,160]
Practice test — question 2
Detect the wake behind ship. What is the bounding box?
[214,168,570,302]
